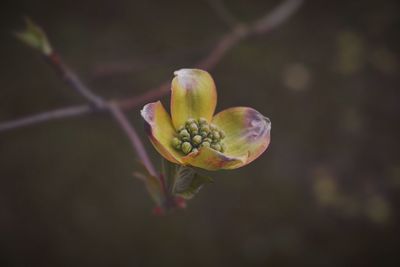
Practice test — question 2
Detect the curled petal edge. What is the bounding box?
[141,101,183,164]
[212,107,271,167]
[182,146,248,171]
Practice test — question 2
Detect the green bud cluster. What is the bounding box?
[172,117,226,155]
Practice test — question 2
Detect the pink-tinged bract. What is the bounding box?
[141,69,271,171]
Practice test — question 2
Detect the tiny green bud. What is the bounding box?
[181,142,192,154]
[192,135,202,146]
[203,137,212,143]
[179,129,190,141]
[211,143,222,152]
[201,141,211,148]
[188,123,198,133]
[173,118,228,154]
[212,130,220,140]
[186,118,196,126]
[219,130,225,139]
[198,117,208,125]
[172,137,182,148]
[200,131,208,138]
[220,143,226,153]
[200,124,210,134]
[15,18,53,56]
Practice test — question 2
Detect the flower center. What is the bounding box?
[172,117,226,155]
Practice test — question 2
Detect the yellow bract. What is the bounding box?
[141,101,182,164]
[171,69,217,129]
[212,107,271,167]
[141,69,271,171]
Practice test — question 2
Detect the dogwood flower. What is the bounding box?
[141,69,271,171]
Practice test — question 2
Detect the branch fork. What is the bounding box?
[2,0,304,213]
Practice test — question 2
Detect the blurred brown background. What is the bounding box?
[0,0,399,266]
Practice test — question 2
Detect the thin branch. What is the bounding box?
[252,0,304,34]
[118,0,304,109]
[43,50,157,176]
[118,82,170,110]
[108,103,157,176]
[0,105,91,132]
[46,53,105,108]
[0,0,303,133]
[205,0,241,28]
[195,25,248,71]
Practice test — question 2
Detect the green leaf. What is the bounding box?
[161,158,178,194]
[172,166,213,199]
[133,161,163,206]
[159,159,213,200]
[15,17,52,55]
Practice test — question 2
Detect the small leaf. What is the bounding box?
[134,161,164,206]
[173,166,213,199]
[161,158,178,194]
[15,17,52,55]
